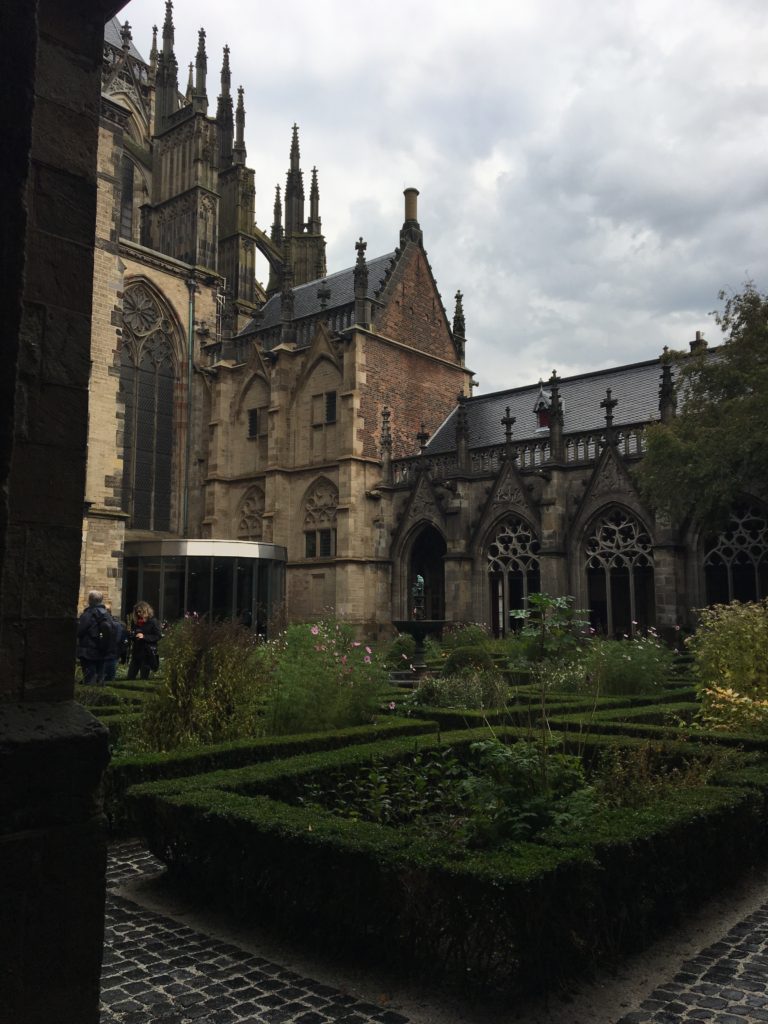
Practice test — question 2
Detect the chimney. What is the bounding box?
[689,330,708,354]
[400,187,423,246]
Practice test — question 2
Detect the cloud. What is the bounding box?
[121,0,768,391]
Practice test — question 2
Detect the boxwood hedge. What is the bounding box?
[126,726,768,996]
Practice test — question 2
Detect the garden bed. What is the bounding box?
[106,716,437,829]
[126,726,768,997]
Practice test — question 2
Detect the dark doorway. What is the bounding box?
[409,525,446,619]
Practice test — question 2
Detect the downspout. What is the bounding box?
[183,276,197,536]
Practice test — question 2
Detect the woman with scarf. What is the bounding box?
[127,600,162,680]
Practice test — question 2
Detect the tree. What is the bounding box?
[637,282,768,530]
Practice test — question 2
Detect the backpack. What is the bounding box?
[93,610,113,656]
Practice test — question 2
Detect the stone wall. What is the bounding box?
[0,1,115,1021]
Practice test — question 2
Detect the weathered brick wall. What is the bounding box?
[374,244,458,364]
[358,334,470,459]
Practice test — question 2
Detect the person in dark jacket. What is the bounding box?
[127,600,162,680]
[101,601,126,683]
[77,590,109,685]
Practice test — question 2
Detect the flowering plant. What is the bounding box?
[264,618,388,735]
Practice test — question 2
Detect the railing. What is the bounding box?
[391,424,648,484]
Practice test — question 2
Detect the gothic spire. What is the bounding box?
[548,370,564,461]
[162,0,174,55]
[156,1,178,130]
[600,388,618,446]
[452,290,466,362]
[185,61,194,102]
[270,185,283,245]
[233,86,246,164]
[193,28,208,113]
[149,24,158,67]
[216,46,233,168]
[284,124,305,235]
[354,237,371,328]
[308,166,321,234]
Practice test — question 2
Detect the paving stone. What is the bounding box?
[102,839,768,1024]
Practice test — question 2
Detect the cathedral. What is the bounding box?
[83,5,768,639]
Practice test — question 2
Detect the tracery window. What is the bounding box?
[120,283,177,532]
[237,486,265,541]
[303,480,338,559]
[704,505,768,604]
[584,506,654,636]
[486,516,541,636]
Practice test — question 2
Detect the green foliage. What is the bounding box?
[414,669,507,709]
[590,742,734,809]
[302,747,466,828]
[688,600,768,734]
[442,643,495,676]
[382,632,416,669]
[440,622,494,651]
[638,282,768,529]
[263,619,388,735]
[124,620,267,752]
[574,634,675,696]
[460,739,593,844]
[510,593,587,663]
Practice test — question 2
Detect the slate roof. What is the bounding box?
[426,356,674,454]
[240,252,395,335]
[105,17,147,63]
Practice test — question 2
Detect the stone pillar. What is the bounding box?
[0,0,114,1020]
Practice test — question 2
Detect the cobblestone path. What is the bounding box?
[103,841,768,1024]
[101,841,410,1024]
[616,907,768,1024]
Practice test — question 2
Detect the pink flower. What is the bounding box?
[311,625,319,635]
[365,646,372,654]
[364,655,371,664]
[352,641,361,647]
[388,701,396,710]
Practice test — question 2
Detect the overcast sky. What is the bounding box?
[119,0,768,393]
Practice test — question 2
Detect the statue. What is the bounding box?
[411,573,425,620]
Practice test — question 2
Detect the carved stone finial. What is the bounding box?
[120,21,132,49]
[600,387,618,444]
[501,405,516,446]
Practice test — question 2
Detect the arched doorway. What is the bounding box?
[486,515,541,636]
[409,525,446,620]
[704,504,768,604]
[584,506,655,636]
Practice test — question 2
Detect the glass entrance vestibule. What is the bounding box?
[123,539,286,634]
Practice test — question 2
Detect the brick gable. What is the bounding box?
[374,243,458,363]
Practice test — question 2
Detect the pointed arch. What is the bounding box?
[120,279,184,531]
[583,503,655,636]
[483,513,541,636]
[237,485,266,540]
[391,518,447,620]
[301,477,338,559]
[702,502,768,604]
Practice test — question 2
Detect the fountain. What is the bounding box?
[392,574,446,674]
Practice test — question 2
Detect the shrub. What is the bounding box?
[442,644,495,676]
[263,619,388,735]
[688,600,768,735]
[382,632,416,669]
[123,620,268,752]
[577,635,674,696]
[414,669,507,709]
[441,622,493,651]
